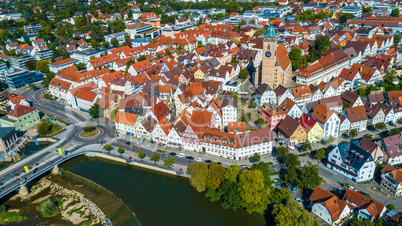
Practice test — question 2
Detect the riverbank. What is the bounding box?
[1,169,139,225]
[87,152,182,177]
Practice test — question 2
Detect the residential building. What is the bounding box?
[292,86,312,107]
[298,113,323,143]
[1,68,44,90]
[382,134,402,166]
[342,189,386,221]
[308,187,351,225]
[345,105,368,131]
[105,32,127,45]
[0,105,40,131]
[10,55,34,69]
[381,164,402,197]
[276,115,307,146]
[221,96,238,128]
[114,111,139,135]
[200,127,273,160]
[48,58,80,73]
[359,137,384,163]
[327,141,376,182]
[311,104,340,140]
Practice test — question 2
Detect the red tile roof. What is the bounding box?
[8,105,36,118]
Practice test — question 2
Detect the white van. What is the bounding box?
[177,153,186,158]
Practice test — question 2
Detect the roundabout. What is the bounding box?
[79,129,101,138]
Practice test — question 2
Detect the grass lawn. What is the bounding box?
[80,129,99,138]
[0,211,26,224]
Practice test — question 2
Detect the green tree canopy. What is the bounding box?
[375,122,386,130]
[138,151,145,159]
[283,153,300,168]
[271,188,291,205]
[392,8,400,17]
[150,153,160,163]
[284,163,322,189]
[164,158,175,168]
[289,47,307,70]
[39,199,60,217]
[273,200,320,226]
[110,37,119,47]
[276,147,289,157]
[253,28,266,36]
[88,103,102,118]
[301,140,312,152]
[348,129,358,139]
[252,153,261,163]
[238,169,271,214]
[103,144,112,151]
[315,148,326,160]
[207,162,226,190]
[188,162,209,192]
[238,69,249,79]
[117,147,124,154]
[224,165,240,183]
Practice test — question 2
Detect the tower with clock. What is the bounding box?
[257,26,278,87]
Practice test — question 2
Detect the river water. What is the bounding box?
[61,156,266,226]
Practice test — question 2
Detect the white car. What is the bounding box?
[349,186,356,191]
[177,153,186,158]
[195,157,202,162]
[296,198,302,206]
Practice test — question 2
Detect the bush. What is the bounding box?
[50,116,56,120]
[38,199,59,217]
[37,119,62,136]
[57,118,62,121]
[103,144,112,151]
[83,125,95,133]
[62,121,69,125]
[117,147,124,154]
[387,204,395,210]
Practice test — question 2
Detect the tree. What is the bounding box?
[138,151,145,159]
[88,103,101,118]
[289,47,307,70]
[362,7,372,14]
[197,41,203,48]
[110,37,119,47]
[283,153,300,168]
[188,162,209,192]
[207,162,226,190]
[325,135,335,144]
[36,60,50,73]
[357,88,366,96]
[284,163,322,189]
[164,158,175,168]
[25,59,37,70]
[251,153,261,163]
[375,122,386,130]
[109,108,118,122]
[103,144,112,151]
[295,15,300,21]
[125,59,135,73]
[253,28,266,36]
[230,92,238,99]
[348,129,358,139]
[251,162,273,187]
[83,125,95,132]
[224,165,240,183]
[271,188,291,205]
[219,180,242,210]
[392,8,400,17]
[238,169,271,214]
[150,153,160,163]
[273,200,320,226]
[90,39,98,49]
[315,148,326,160]
[397,118,402,125]
[256,118,265,126]
[117,147,124,154]
[164,49,172,56]
[29,84,37,90]
[149,39,157,44]
[390,128,400,136]
[137,55,147,62]
[276,146,289,157]
[301,140,312,152]
[74,62,86,70]
[395,34,402,44]
[387,204,395,210]
[42,72,55,86]
[309,35,331,62]
[39,199,60,217]
[238,69,249,79]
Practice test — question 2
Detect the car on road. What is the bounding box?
[217,162,222,165]
[195,157,202,162]
[205,160,212,163]
[292,186,298,193]
[126,141,131,145]
[286,185,293,190]
[349,186,356,191]
[186,156,194,160]
[162,154,169,158]
[296,198,302,206]
[169,152,177,156]
[177,153,186,158]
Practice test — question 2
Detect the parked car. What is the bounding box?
[195,158,202,162]
[162,154,169,158]
[296,198,302,206]
[281,183,286,188]
[169,152,177,156]
[349,186,356,191]
[217,162,222,165]
[276,181,282,187]
[126,141,130,145]
[0,188,3,192]
[177,153,186,158]
[186,156,194,160]
[205,160,212,163]
[292,186,298,193]
[287,185,293,190]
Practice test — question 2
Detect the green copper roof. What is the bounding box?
[265,27,276,38]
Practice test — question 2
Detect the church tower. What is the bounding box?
[257,27,278,87]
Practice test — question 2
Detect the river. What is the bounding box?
[61,156,266,226]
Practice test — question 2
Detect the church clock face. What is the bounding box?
[265,51,272,58]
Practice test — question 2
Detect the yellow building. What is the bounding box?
[194,67,208,80]
[298,113,323,143]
